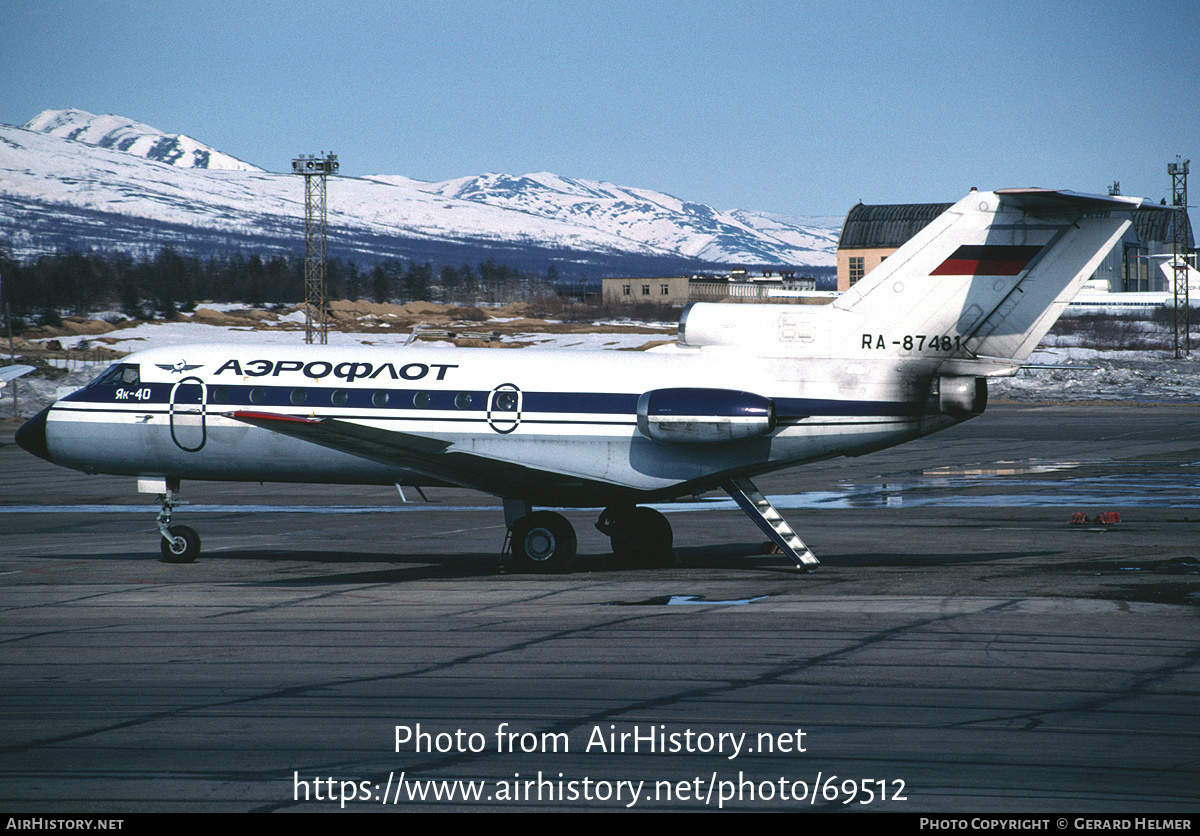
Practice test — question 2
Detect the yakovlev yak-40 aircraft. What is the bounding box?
[17,188,1141,570]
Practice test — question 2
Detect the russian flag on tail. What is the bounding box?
[930,244,1043,276]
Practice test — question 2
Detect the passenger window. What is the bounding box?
[492,391,517,411]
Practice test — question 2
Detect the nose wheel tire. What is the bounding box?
[161,525,201,563]
[510,511,576,573]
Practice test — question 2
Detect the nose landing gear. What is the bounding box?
[142,477,201,563]
[160,523,201,563]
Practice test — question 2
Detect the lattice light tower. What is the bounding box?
[292,152,338,344]
[1169,158,1190,358]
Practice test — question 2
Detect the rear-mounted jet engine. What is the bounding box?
[636,388,776,444]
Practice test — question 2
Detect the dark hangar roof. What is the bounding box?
[838,202,953,250]
[1132,203,1194,249]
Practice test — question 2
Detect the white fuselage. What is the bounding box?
[39,340,959,506]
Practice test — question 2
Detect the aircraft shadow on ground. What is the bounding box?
[816,549,1062,568]
[196,543,1061,584]
[15,542,1062,585]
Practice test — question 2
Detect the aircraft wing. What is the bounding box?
[0,365,35,385]
[224,410,619,501]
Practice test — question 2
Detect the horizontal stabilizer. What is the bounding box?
[992,188,1143,214]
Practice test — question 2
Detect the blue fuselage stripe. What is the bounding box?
[61,383,920,419]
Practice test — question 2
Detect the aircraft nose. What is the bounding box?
[16,406,54,463]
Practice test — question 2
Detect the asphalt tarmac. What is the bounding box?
[1,402,1198,813]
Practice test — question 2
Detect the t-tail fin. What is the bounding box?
[835,188,1141,371]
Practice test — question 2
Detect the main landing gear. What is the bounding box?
[509,510,578,572]
[501,478,822,573]
[595,505,674,565]
[503,500,578,572]
[502,500,677,573]
[500,476,821,573]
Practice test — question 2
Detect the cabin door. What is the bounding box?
[169,377,208,452]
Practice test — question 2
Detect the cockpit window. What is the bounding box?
[90,363,140,388]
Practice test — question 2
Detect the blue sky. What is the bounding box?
[4,0,1197,218]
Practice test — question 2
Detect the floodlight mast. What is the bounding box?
[291,153,339,344]
[1168,158,1190,358]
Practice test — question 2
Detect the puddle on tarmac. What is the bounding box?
[617,594,769,606]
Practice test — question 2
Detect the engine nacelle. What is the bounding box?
[937,375,987,416]
[637,388,776,444]
[678,302,826,349]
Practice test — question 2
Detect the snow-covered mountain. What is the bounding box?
[396,171,838,266]
[25,109,261,172]
[2,109,839,277]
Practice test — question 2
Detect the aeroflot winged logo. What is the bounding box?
[156,361,204,374]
